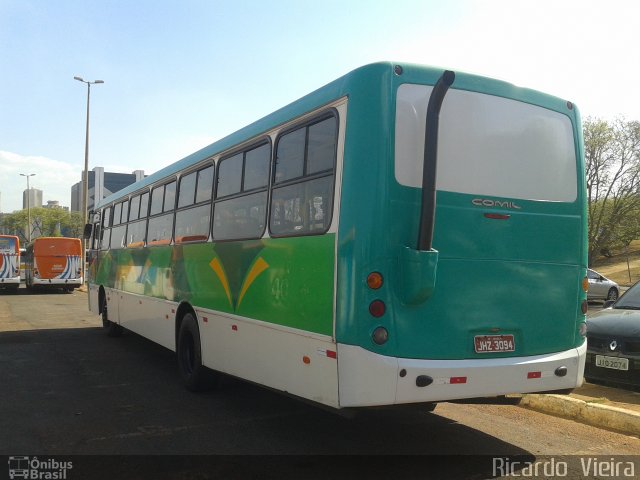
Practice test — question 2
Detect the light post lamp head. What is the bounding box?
[74,77,105,86]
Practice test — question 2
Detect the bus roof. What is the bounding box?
[95,61,576,209]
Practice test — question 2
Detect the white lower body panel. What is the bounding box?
[199,311,340,408]
[99,287,175,350]
[337,341,587,407]
[91,286,341,408]
[0,276,20,285]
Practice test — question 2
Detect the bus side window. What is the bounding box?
[217,153,242,198]
[146,180,176,246]
[270,178,333,235]
[91,222,100,250]
[195,166,214,203]
[129,195,141,221]
[164,181,176,212]
[150,185,164,216]
[100,206,112,250]
[127,219,147,247]
[178,171,197,208]
[121,200,129,223]
[212,192,267,241]
[213,142,269,241]
[110,225,126,249]
[147,213,173,245]
[101,228,111,250]
[270,114,337,237]
[175,165,213,244]
[175,204,210,243]
[113,203,123,225]
[139,191,150,218]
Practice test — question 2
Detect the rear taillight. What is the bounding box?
[372,326,389,345]
[369,300,386,318]
[367,271,388,345]
[367,272,383,290]
[579,323,588,337]
[581,300,588,314]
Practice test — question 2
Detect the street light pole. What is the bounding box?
[74,76,104,282]
[19,173,36,243]
[74,76,104,226]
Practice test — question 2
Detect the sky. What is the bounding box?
[1,0,639,213]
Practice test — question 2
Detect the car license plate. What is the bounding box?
[474,335,515,353]
[595,355,629,371]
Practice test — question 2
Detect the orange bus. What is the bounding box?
[0,235,21,291]
[25,237,83,292]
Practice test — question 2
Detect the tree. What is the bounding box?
[0,208,84,243]
[585,117,640,264]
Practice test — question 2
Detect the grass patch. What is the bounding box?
[592,240,640,286]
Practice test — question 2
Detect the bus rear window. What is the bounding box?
[395,84,577,203]
[0,237,17,253]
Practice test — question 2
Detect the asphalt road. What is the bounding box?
[0,287,638,479]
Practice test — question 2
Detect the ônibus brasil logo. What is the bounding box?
[8,456,73,479]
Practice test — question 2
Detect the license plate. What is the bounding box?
[474,335,515,353]
[595,355,629,371]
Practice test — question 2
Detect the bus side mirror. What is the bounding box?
[83,223,93,239]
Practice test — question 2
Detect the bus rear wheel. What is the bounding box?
[102,303,123,337]
[177,313,218,392]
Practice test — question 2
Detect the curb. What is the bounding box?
[521,394,640,437]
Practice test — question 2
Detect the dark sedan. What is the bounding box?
[585,281,640,389]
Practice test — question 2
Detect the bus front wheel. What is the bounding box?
[177,313,218,392]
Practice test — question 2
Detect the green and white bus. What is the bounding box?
[86,62,588,409]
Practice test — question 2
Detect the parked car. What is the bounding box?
[587,268,619,302]
[584,281,640,388]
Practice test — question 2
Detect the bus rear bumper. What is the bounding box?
[0,277,21,285]
[337,341,587,407]
[32,277,83,287]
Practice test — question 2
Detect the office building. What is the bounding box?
[71,167,145,214]
[44,200,70,212]
[23,188,43,210]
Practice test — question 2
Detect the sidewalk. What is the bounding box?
[520,382,640,437]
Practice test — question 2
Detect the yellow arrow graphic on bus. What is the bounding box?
[237,257,269,309]
[209,257,233,308]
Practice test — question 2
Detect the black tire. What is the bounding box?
[177,313,218,392]
[606,288,618,302]
[102,302,123,337]
[424,402,437,412]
